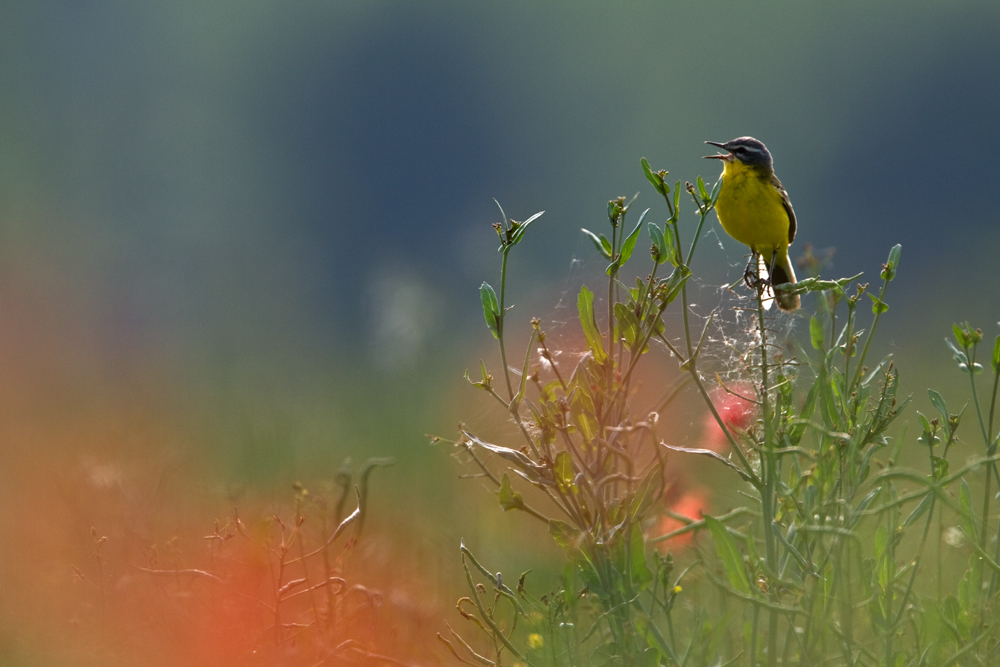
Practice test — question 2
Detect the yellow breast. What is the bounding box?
[714,161,790,251]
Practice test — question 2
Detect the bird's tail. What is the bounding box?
[770,251,800,312]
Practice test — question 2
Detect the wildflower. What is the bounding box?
[654,489,708,553]
[702,382,756,452]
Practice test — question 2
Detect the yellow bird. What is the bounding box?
[704,137,800,311]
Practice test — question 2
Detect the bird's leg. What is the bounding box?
[743,251,759,289]
[766,248,779,286]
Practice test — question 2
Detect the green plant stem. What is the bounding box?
[678,353,761,487]
[539,336,568,392]
[632,596,676,662]
[965,345,990,449]
[840,540,855,667]
[608,224,618,372]
[986,369,1000,599]
[462,439,556,524]
[884,509,894,667]
[619,261,662,411]
[649,507,753,544]
[637,258,660,320]
[756,276,780,667]
[989,369,1000,447]
[964,343,999,554]
[850,273,891,390]
[319,513,336,630]
[843,303,856,394]
[498,248,514,400]
[461,554,529,664]
[891,493,937,633]
[676,199,713,365]
[684,203,712,268]
[294,526,322,635]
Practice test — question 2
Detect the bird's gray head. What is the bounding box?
[704,137,773,168]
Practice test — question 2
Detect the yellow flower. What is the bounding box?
[528,633,544,649]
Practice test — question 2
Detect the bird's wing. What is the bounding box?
[770,173,796,245]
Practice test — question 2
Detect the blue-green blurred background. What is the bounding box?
[1,1,999,656]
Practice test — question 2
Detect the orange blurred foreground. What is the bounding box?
[0,285,450,667]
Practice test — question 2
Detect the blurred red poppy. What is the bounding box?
[701,383,756,452]
[654,489,708,552]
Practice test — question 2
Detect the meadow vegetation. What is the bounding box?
[437,157,1000,667]
[50,157,1000,667]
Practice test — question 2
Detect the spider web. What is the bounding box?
[531,228,803,404]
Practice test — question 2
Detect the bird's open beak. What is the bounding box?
[703,141,731,160]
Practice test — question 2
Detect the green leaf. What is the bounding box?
[916,411,940,447]
[874,524,889,592]
[640,157,667,195]
[465,360,493,390]
[494,198,508,229]
[945,337,970,372]
[710,175,723,204]
[629,524,653,591]
[550,519,585,555]
[953,323,971,348]
[745,531,759,577]
[480,282,500,338]
[509,210,544,246]
[868,293,889,315]
[582,228,612,259]
[791,273,863,295]
[577,286,609,364]
[847,489,881,533]
[704,515,750,595]
[882,243,902,281]
[903,493,934,529]
[659,265,691,307]
[993,334,1000,374]
[696,175,709,203]
[662,224,678,266]
[608,208,650,274]
[860,557,875,598]
[614,303,642,352]
[554,452,577,495]
[918,411,931,433]
[628,467,661,521]
[928,389,948,424]
[931,456,949,481]
[810,315,824,350]
[639,647,661,667]
[570,387,599,442]
[959,554,983,614]
[539,378,561,403]
[960,479,978,544]
[822,561,834,610]
[648,222,668,265]
[463,431,548,480]
[874,523,887,561]
[591,643,622,666]
[641,156,655,182]
[498,473,525,511]
[942,595,963,637]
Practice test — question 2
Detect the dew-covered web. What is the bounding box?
[529,228,803,403]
